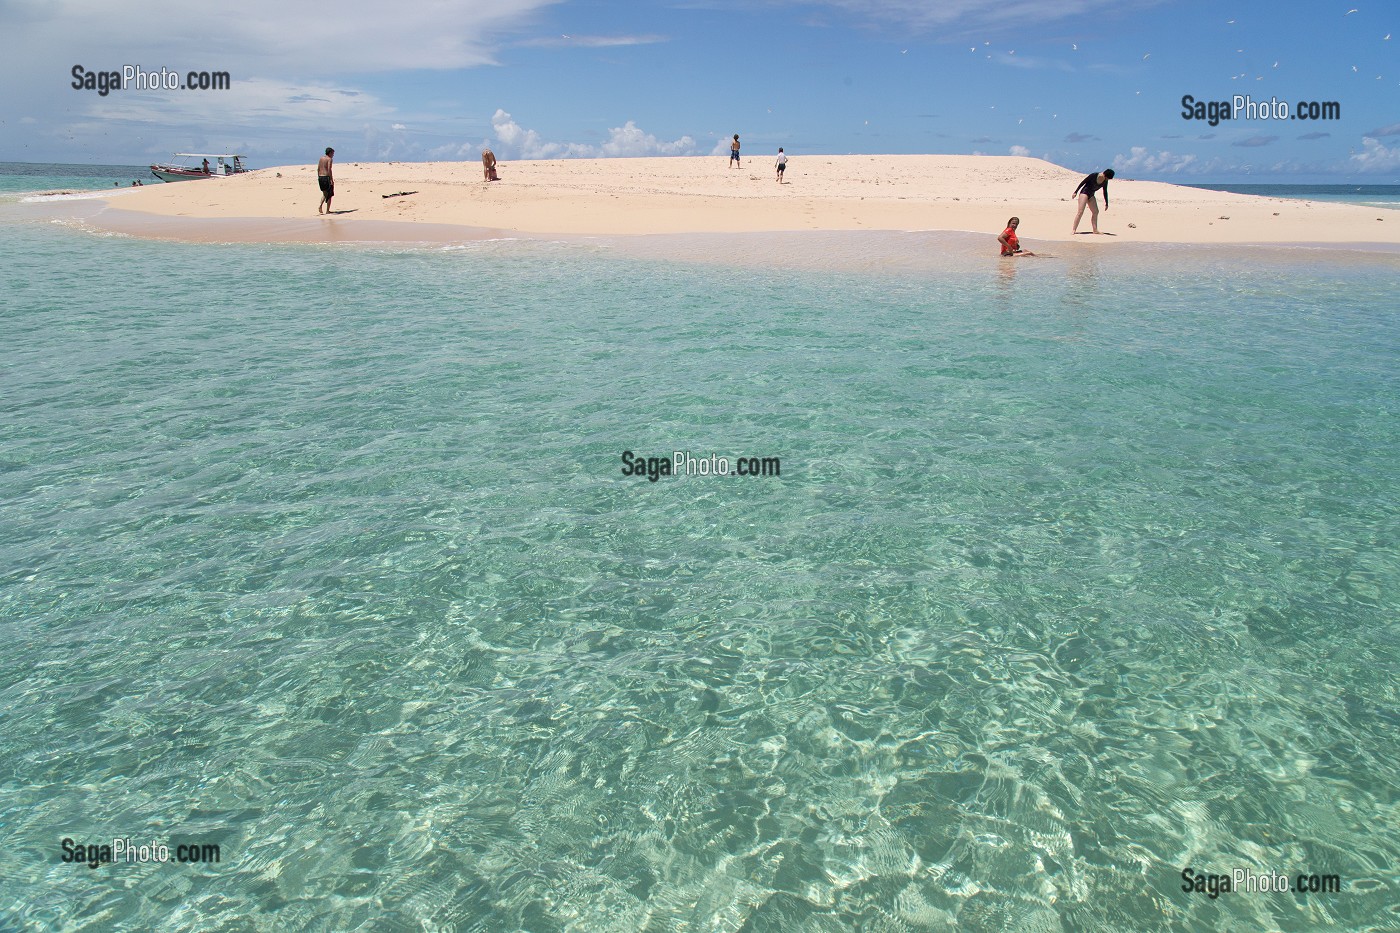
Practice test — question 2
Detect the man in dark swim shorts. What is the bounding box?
[317,147,335,214]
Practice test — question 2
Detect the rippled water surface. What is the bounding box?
[1,218,1398,932]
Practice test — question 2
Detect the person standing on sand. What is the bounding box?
[730,134,741,168]
[482,147,497,181]
[1072,168,1113,234]
[775,148,787,183]
[317,147,335,214]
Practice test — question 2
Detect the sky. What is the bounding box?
[1,0,1396,182]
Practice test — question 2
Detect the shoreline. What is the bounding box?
[7,197,1399,280]
[23,154,1395,248]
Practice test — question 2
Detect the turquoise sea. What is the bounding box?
[0,162,156,194]
[1186,183,1400,212]
[1,165,1398,931]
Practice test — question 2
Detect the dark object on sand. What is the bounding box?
[487,166,500,182]
[382,191,418,199]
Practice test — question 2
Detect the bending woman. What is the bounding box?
[1072,168,1114,234]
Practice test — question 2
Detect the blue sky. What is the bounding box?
[1,0,1395,181]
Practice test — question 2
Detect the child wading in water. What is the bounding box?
[998,217,1037,257]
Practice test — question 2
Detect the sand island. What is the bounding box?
[86,154,1398,247]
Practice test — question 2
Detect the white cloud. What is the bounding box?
[83,78,394,129]
[1113,146,1198,173]
[1009,145,1030,157]
[0,0,561,74]
[488,109,697,159]
[490,109,571,159]
[597,121,696,157]
[1,0,558,160]
[1350,137,1400,172]
[519,34,669,48]
[779,0,1165,36]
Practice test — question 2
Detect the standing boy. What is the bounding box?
[317,147,335,214]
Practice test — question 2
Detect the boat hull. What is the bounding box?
[150,167,220,182]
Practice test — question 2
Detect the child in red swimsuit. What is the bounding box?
[998,216,1034,256]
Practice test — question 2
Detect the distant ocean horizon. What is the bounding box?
[1184,181,1400,209]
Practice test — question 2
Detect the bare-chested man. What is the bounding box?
[317,147,334,214]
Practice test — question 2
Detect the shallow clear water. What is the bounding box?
[0,162,154,196]
[1,214,1398,931]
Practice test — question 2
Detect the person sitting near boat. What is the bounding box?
[202,158,210,174]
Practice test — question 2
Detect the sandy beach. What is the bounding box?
[79,154,1398,246]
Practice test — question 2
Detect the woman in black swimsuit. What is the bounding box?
[1072,168,1114,234]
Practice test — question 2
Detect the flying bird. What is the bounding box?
[1273,61,1279,67]
[1226,18,1235,23]
[1072,43,1078,50]
[1385,33,1391,39]
[1143,53,1151,60]
[1345,8,1357,14]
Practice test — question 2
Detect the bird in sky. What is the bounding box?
[1072,43,1078,50]
[1345,8,1357,14]
[1143,53,1151,60]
